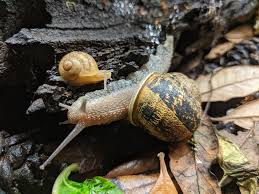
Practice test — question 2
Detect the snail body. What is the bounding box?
[59,51,112,88]
[40,35,202,170]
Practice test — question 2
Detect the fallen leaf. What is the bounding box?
[105,154,159,178]
[205,42,234,60]
[225,25,253,43]
[112,174,158,194]
[196,65,259,102]
[218,128,259,171]
[219,128,259,194]
[169,124,221,194]
[150,152,178,194]
[210,99,259,129]
[216,134,259,194]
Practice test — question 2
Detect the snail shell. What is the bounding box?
[58,51,112,86]
[129,72,202,142]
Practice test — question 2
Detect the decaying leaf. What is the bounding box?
[216,134,259,194]
[218,123,259,194]
[205,42,234,60]
[218,128,259,172]
[112,174,158,194]
[211,99,259,129]
[150,152,178,194]
[225,25,253,44]
[169,124,221,194]
[105,154,159,178]
[196,65,259,102]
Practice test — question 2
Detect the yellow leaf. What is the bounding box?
[217,134,259,194]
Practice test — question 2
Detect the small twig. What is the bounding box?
[210,115,259,122]
[240,122,259,148]
[201,71,214,125]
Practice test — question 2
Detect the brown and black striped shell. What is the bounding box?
[129,72,202,142]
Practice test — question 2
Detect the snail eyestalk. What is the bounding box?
[59,103,71,110]
[59,120,70,125]
[39,123,85,170]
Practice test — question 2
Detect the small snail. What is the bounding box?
[39,35,201,170]
[58,51,112,88]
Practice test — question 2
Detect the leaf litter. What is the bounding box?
[210,99,259,129]
[196,65,259,102]
[169,123,221,194]
[105,153,159,178]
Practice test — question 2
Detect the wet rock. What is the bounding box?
[26,98,45,115]
[0,131,45,194]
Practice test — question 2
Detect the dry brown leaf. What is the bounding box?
[211,99,259,129]
[225,25,253,44]
[205,42,234,59]
[105,154,159,178]
[113,173,158,194]
[196,65,259,102]
[150,152,178,194]
[169,125,221,194]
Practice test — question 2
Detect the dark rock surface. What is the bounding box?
[0,0,258,193]
[0,0,50,40]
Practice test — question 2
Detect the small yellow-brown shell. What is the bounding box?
[129,72,202,142]
[58,51,111,86]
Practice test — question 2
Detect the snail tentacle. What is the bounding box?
[95,70,112,90]
[59,103,72,110]
[59,120,70,125]
[40,123,86,170]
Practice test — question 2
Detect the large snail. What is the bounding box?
[59,51,112,88]
[40,35,202,170]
